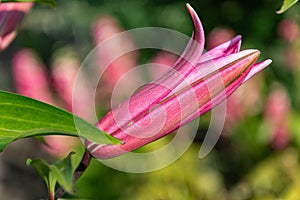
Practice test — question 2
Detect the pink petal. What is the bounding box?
[0,30,16,51]
[173,49,259,93]
[242,59,272,83]
[171,50,261,125]
[199,35,242,63]
[0,2,33,51]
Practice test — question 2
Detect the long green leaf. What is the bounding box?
[0,90,120,152]
[1,0,56,7]
[277,0,299,14]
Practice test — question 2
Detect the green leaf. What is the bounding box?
[52,152,75,193]
[27,152,76,198]
[0,90,120,152]
[1,0,56,7]
[26,158,57,199]
[277,0,299,14]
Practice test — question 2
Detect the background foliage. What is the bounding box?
[1,0,300,199]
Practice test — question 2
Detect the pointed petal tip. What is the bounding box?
[243,49,260,53]
[186,3,199,21]
[231,35,242,51]
[232,35,242,43]
[264,59,272,65]
[249,50,261,62]
[254,58,272,69]
[239,49,261,60]
[242,59,272,83]
[256,58,272,69]
[235,35,242,40]
[185,3,199,22]
[186,3,192,10]
[184,3,205,55]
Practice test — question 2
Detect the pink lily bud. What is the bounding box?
[86,4,271,159]
[0,2,33,51]
[12,49,54,104]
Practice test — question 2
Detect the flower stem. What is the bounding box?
[54,150,92,199]
[49,189,54,200]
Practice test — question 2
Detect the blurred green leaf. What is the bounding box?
[229,149,300,199]
[0,90,120,152]
[1,0,56,7]
[277,0,299,14]
[282,184,300,199]
[27,152,75,198]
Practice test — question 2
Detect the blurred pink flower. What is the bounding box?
[264,86,290,150]
[12,49,83,158]
[51,52,93,121]
[92,16,140,108]
[278,18,299,43]
[12,49,53,104]
[224,76,263,133]
[0,2,33,51]
[206,27,236,50]
[87,5,271,159]
[148,51,178,79]
[284,46,300,70]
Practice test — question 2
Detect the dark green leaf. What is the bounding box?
[1,0,56,7]
[0,90,120,152]
[277,0,299,14]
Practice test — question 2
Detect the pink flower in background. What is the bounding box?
[264,86,290,150]
[283,46,300,70]
[278,18,299,43]
[92,16,140,108]
[224,76,263,133]
[87,5,272,159]
[206,27,236,50]
[278,18,300,71]
[0,2,33,51]
[148,52,178,79]
[51,52,93,121]
[12,49,84,158]
[12,49,53,104]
